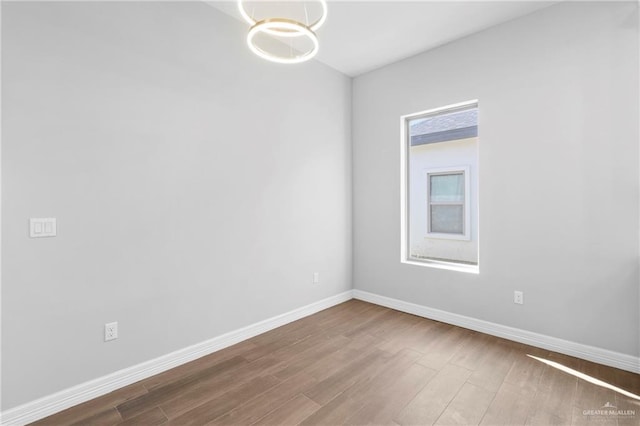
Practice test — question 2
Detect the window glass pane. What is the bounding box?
[430,173,464,203]
[431,205,464,234]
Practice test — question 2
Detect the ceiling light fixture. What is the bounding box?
[238,0,327,34]
[238,0,327,64]
[247,18,319,64]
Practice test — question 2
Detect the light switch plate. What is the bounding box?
[30,218,57,238]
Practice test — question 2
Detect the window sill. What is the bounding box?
[402,258,479,274]
[425,233,471,241]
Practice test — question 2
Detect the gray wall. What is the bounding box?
[353,1,639,357]
[1,2,351,409]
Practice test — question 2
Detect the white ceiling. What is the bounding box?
[209,1,558,77]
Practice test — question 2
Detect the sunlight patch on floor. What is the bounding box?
[527,354,640,401]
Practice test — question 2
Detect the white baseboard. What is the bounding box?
[353,289,640,374]
[0,290,354,426]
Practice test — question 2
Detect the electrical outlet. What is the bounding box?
[313,272,320,284]
[514,291,524,305]
[105,322,118,341]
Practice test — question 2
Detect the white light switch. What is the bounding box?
[30,218,56,238]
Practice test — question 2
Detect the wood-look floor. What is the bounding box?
[33,300,640,425]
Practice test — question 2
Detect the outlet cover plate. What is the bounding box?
[514,291,524,305]
[105,322,118,341]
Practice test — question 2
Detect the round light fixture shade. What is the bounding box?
[238,0,327,36]
[247,18,319,64]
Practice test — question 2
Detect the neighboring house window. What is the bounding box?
[427,167,470,239]
[401,101,479,272]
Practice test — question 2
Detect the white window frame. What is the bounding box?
[400,99,479,273]
[426,166,471,241]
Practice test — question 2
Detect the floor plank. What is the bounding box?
[167,375,281,425]
[272,335,351,380]
[299,392,366,425]
[467,339,517,392]
[116,356,247,419]
[417,326,474,371]
[480,381,536,426]
[434,382,495,425]
[395,363,472,425]
[117,407,167,426]
[345,363,437,425]
[32,384,146,426]
[209,373,317,425]
[158,356,281,419]
[69,408,122,426]
[139,340,258,390]
[303,348,392,406]
[502,346,547,393]
[303,333,378,382]
[525,360,578,425]
[252,394,320,426]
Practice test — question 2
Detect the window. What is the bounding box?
[427,167,470,239]
[401,101,478,271]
